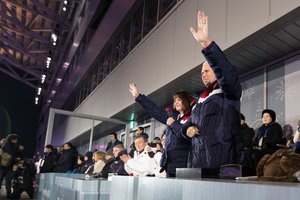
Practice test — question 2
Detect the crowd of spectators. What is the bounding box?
[0,134,34,199]
[1,114,300,199]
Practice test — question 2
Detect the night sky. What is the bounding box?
[0,72,41,158]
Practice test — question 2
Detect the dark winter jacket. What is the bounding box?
[253,122,283,152]
[110,150,128,175]
[40,152,56,173]
[12,163,35,190]
[240,123,255,148]
[54,148,77,172]
[171,42,245,168]
[101,158,115,178]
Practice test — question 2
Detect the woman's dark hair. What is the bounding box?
[6,134,19,144]
[173,91,194,112]
[45,144,54,151]
[85,151,93,161]
[77,154,84,162]
[152,137,161,143]
[137,127,144,132]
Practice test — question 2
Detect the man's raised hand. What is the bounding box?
[190,10,212,48]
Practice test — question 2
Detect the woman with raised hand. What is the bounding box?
[129,83,196,177]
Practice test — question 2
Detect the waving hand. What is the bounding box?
[190,11,212,48]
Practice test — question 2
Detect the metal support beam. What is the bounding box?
[0,4,49,44]
[29,0,71,28]
[0,34,46,63]
[0,61,18,76]
[0,66,37,89]
[31,28,54,32]
[44,108,127,147]
[28,49,50,53]
[0,22,27,36]
[49,108,127,124]
[45,108,55,146]
[0,55,41,79]
[27,14,38,28]
[89,120,95,151]
[2,0,71,28]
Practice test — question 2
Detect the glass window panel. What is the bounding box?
[105,47,112,73]
[91,68,98,91]
[159,0,177,20]
[267,63,285,125]
[111,35,121,70]
[130,9,143,50]
[120,24,131,60]
[144,0,158,36]
[241,70,265,130]
[97,56,105,84]
[79,88,84,103]
[284,55,300,126]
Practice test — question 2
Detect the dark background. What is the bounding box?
[0,73,41,158]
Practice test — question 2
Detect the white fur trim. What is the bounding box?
[198,88,223,103]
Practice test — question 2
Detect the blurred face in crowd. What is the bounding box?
[77,158,83,165]
[262,113,272,125]
[201,61,217,87]
[113,147,121,157]
[110,134,116,142]
[93,152,105,161]
[17,160,25,168]
[63,143,70,150]
[93,153,99,161]
[240,119,245,125]
[84,155,89,161]
[134,137,147,152]
[44,147,52,153]
[11,138,18,144]
[136,128,143,135]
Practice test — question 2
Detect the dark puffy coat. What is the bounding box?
[110,150,128,175]
[251,122,283,167]
[54,148,77,172]
[40,152,56,173]
[253,122,283,152]
[241,123,255,148]
[240,123,255,168]
[12,163,35,190]
[101,158,115,178]
[135,94,191,176]
[81,152,94,173]
[171,42,244,168]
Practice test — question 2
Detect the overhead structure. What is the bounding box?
[0,0,77,104]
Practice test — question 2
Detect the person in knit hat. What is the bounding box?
[262,109,276,122]
[251,109,283,167]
